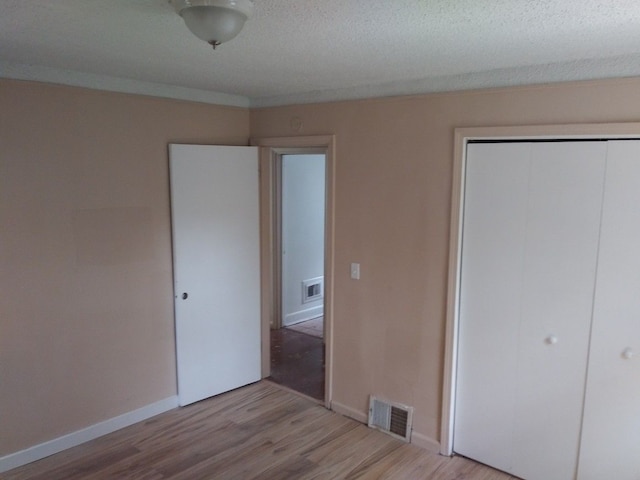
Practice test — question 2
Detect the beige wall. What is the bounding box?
[250,78,640,445]
[0,79,249,456]
[3,75,640,459]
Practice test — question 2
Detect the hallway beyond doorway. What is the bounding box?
[269,323,324,400]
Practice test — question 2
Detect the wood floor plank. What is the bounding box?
[241,413,358,479]
[2,381,515,480]
[18,446,141,480]
[383,451,449,479]
[429,455,515,480]
[351,442,446,479]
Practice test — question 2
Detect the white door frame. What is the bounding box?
[441,122,640,456]
[251,135,336,408]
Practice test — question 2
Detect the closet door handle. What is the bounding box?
[622,348,634,360]
[545,335,558,345]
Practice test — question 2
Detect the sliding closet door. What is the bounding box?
[578,140,640,479]
[455,142,606,480]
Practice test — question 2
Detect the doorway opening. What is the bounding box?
[253,135,335,407]
[269,153,326,400]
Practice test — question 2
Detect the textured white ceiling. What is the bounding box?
[2,0,640,107]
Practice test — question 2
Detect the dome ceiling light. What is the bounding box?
[170,0,254,50]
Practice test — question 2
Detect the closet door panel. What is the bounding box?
[454,143,531,473]
[578,140,640,480]
[513,143,606,480]
[456,141,606,480]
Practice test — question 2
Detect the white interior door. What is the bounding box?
[170,144,261,407]
[454,142,606,479]
[578,140,640,479]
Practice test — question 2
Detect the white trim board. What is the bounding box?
[331,400,368,424]
[252,135,337,409]
[410,432,441,453]
[284,305,324,326]
[0,396,179,474]
[0,61,250,108]
[440,122,640,457]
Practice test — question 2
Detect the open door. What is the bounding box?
[169,144,261,407]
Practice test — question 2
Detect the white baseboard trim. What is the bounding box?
[331,401,441,454]
[331,400,368,424]
[0,395,179,474]
[283,305,324,326]
[410,431,441,453]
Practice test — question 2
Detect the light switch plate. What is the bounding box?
[350,262,360,280]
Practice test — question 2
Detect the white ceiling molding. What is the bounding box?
[250,53,640,108]
[3,53,640,110]
[0,61,250,108]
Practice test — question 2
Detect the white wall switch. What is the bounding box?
[350,262,360,280]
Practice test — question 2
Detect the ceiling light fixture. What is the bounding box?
[170,0,253,50]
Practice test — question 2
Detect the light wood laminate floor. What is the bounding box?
[2,382,515,479]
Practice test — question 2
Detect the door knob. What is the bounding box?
[182,292,189,300]
[545,335,558,345]
[622,348,634,360]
